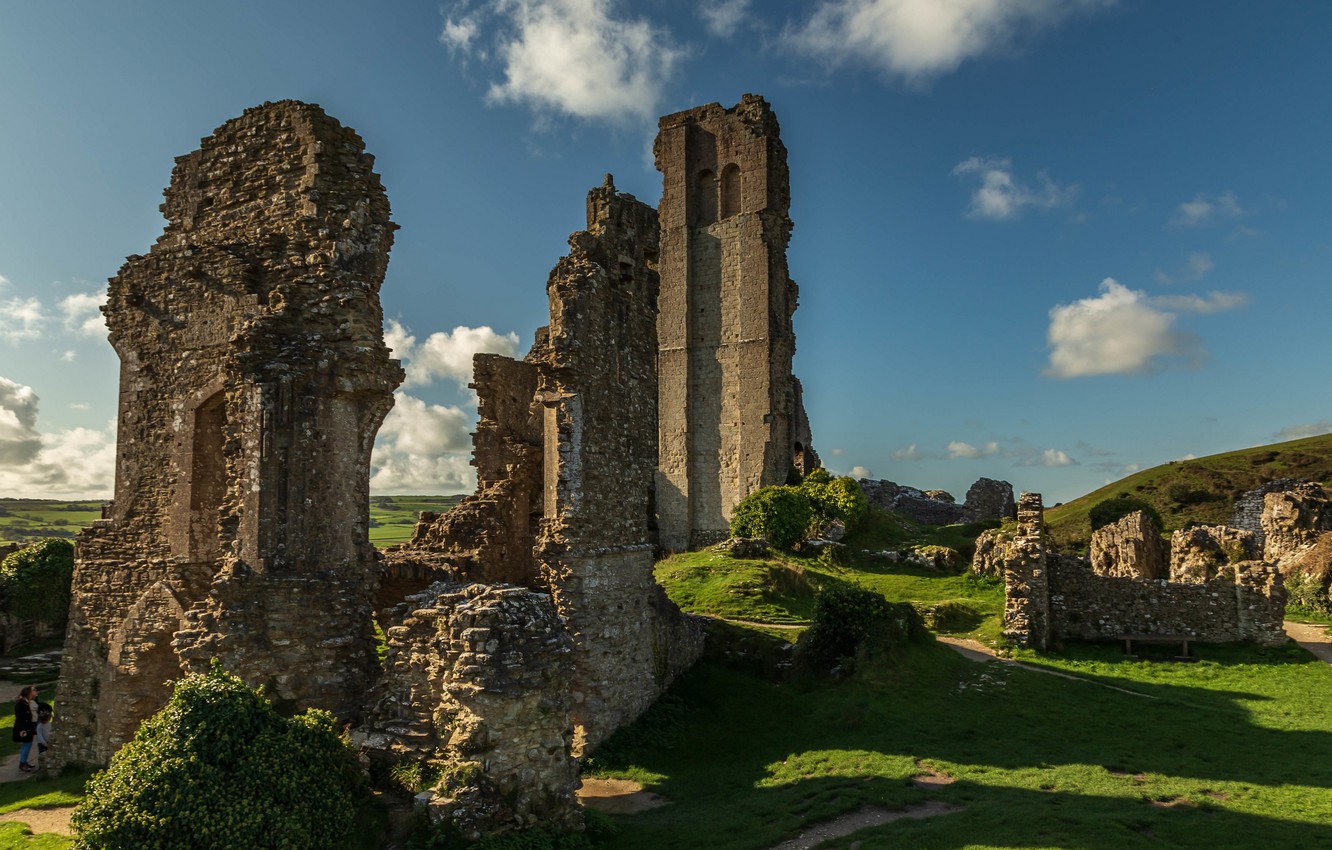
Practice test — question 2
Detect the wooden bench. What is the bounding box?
[1118,634,1195,661]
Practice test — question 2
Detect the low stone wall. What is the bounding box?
[1049,557,1286,644]
[357,582,581,838]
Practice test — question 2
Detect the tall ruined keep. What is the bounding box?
[654,95,814,550]
[56,101,402,766]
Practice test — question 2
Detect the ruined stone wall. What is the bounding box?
[1001,493,1287,649]
[1088,512,1168,579]
[1001,493,1051,649]
[655,95,806,550]
[359,582,580,838]
[382,354,542,599]
[56,101,401,766]
[1048,559,1286,646]
[1169,525,1258,582]
[532,177,703,750]
[1230,478,1306,548]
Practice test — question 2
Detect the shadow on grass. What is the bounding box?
[586,639,1332,850]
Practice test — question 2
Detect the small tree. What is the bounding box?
[800,474,868,531]
[729,486,814,550]
[0,538,74,624]
[1088,497,1164,532]
[72,665,366,850]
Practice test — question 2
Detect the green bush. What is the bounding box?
[71,665,366,850]
[1088,497,1164,532]
[797,585,925,671]
[729,486,813,550]
[799,473,868,532]
[0,538,74,624]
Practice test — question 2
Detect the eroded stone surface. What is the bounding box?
[1089,512,1168,580]
[654,95,812,549]
[55,101,401,767]
[1261,482,1332,562]
[1001,493,1050,649]
[1169,525,1258,582]
[964,478,1017,522]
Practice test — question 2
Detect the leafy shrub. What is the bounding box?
[1088,497,1164,532]
[799,473,868,532]
[71,665,366,850]
[797,585,925,671]
[729,486,813,550]
[1167,483,1220,506]
[0,538,74,624]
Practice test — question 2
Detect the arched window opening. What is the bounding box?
[720,163,741,218]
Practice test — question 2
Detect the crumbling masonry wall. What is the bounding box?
[531,177,703,750]
[654,95,814,550]
[1000,494,1287,649]
[55,101,402,766]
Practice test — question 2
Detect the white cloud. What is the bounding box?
[0,295,45,343]
[829,447,846,456]
[787,0,1110,83]
[848,465,873,479]
[441,16,479,53]
[58,291,108,336]
[1044,278,1246,379]
[699,0,751,37]
[386,320,521,389]
[952,157,1076,221]
[370,392,477,494]
[947,440,999,459]
[1170,191,1243,227]
[456,0,682,124]
[0,376,115,497]
[1273,420,1332,441]
[891,443,923,461]
[1020,447,1074,467]
[1186,252,1214,278]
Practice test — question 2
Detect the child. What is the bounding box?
[33,702,52,768]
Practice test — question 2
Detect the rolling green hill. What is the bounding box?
[1045,433,1332,552]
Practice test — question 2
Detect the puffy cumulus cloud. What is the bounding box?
[1170,191,1243,227]
[1044,278,1247,379]
[386,320,521,389]
[447,0,682,124]
[848,465,873,479]
[947,440,999,459]
[1273,420,1332,441]
[786,0,1111,83]
[699,0,751,37]
[59,291,108,336]
[0,377,115,497]
[370,392,476,494]
[952,157,1076,221]
[1019,448,1074,468]
[0,295,45,344]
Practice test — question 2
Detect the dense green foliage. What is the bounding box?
[797,585,924,670]
[1088,496,1164,533]
[71,666,366,850]
[0,539,74,624]
[1046,433,1332,551]
[728,486,813,550]
[798,470,869,532]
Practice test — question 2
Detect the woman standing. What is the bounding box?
[12,686,39,772]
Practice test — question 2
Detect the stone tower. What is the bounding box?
[55,101,403,766]
[654,94,806,550]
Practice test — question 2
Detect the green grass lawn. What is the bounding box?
[368,495,462,547]
[623,530,1332,849]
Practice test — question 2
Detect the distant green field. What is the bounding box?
[0,500,105,547]
[368,494,464,547]
[0,495,462,549]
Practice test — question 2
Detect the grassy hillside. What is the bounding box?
[0,495,461,549]
[1046,433,1332,553]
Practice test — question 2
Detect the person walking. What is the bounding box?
[12,686,39,773]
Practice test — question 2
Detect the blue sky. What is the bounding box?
[1,1,1329,503]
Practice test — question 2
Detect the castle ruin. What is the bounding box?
[55,102,402,765]
[654,95,817,550]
